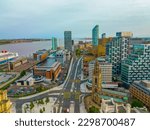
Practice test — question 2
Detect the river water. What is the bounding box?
[0,41,62,57]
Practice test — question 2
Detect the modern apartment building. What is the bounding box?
[88,57,112,83]
[121,43,150,85]
[106,32,132,75]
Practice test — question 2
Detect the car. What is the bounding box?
[63,108,70,113]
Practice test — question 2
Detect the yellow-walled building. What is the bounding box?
[0,90,12,113]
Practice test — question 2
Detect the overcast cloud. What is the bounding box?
[0,0,150,38]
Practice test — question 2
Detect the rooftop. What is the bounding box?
[102,89,128,97]
[133,81,150,95]
[17,73,32,81]
[99,95,125,103]
[38,58,56,67]
[34,49,48,55]
[35,59,61,71]
[56,50,65,54]
[89,57,112,65]
[131,107,148,113]
[9,57,27,63]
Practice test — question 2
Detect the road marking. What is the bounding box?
[48,93,61,96]
[71,57,82,92]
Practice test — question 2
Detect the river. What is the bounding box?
[0,41,63,57]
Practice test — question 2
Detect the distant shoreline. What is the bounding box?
[0,39,51,45]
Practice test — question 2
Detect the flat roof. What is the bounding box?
[133,81,150,94]
[89,59,112,65]
[34,49,48,55]
[102,89,128,97]
[56,50,65,54]
[36,59,61,71]
[10,57,27,63]
[142,80,150,84]
[38,58,56,67]
[17,74,32,81]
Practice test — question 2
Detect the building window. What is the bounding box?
[95,78,97,84]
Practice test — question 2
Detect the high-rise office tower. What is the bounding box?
[106,32,133,76]
[64,31,72,51]
[121,43,150,85]
[92,25,99,46]
[52,37,57,50]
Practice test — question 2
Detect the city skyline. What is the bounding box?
[0,0,150,39]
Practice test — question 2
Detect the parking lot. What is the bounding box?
[7,82,57,97]
[0,73,15,85]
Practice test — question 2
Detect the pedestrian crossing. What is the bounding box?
[63,91,81,100]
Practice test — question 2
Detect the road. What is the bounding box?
[14,90,61,113]
[60,57,82,113]
[13,56,85,113]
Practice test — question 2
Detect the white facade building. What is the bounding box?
[88,58,112,83]
[16,74,34,86]
[55,50,66,66]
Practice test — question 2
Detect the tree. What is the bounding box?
[38,99,44,105]
[40,109,43,113]
[45,97,50,104]
[88,106,100,113]
[20,70,26,77]
[43,107,45,112]
[76,48,81,57]
[30,101,34,110]
[40,99,44,104]
[36,86,45,92]
[131,99,144,108]
[24,107,27,113]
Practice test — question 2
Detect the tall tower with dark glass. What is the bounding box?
[92,25,99,46]
[64,31,72,51]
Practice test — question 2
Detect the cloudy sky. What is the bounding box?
[0,0,150,39]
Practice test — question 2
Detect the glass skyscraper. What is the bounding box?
[64,31,72,52]
[52,37,57,50]
[92,25,99,46]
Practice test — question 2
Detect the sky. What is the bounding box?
[0,0,150,39]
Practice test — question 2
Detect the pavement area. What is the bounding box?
[22,97,57,113]
[80,96,87,113]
